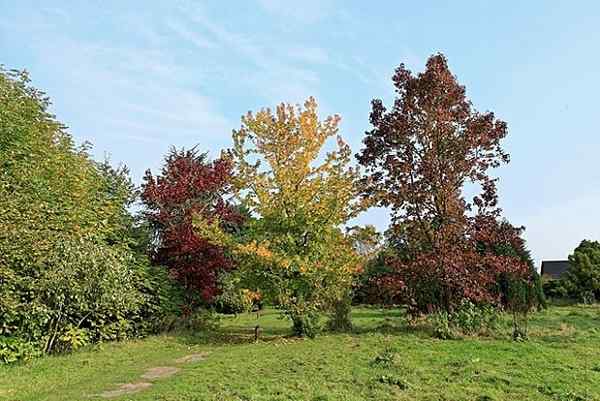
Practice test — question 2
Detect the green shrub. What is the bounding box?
[0,337,41,364]
[326,296,353,332]
[543,279,568,300]
[167,309,221,333]
[429,301,501,339]
[371,345,398,367]
[289,308,322,339]
[37,236,141,353]
[429,311,457,340]
[213,272,255,315]
[503,275,537,341]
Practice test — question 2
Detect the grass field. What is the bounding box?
[1,305,599,401]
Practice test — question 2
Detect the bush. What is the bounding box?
[543,278,568,300]
[128,259,184,335]
[429,301,500,339]
[0,68,185,362]
[288,307,322,339]
[213,272,259,315]
[0,337,41,364]
[37,236,142,353]
[502,275,537,341]
[327,296,353,332]
[167,309,221,333]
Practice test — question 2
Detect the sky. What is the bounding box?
[1,1,599,267]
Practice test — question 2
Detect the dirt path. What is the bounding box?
[97,353,209,399]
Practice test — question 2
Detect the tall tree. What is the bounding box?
[357,54,509,253]
[357,54,533,314]
[141,148,241,307]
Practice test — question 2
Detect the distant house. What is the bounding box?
[541,260,571,279]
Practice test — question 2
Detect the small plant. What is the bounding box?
[57,326,90,352]
[429,311,457,340]
[326,296,353,333]
[172,309,221,333]
[289,309,322,339]
[429,301,501,339]
[0,337,41,364]
[371,345,397,367]
[376,375,409,389]
[452,301,500,335]
[538,385,592,401]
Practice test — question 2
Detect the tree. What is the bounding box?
[357,53,509,253]
[562,240,600,303]
[356,54,534,315]
[141,148,242,308]
[1,67,173,361]
[199,97,363,336]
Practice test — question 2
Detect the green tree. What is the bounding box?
[198,98,364,336]
[0,67,177,361]
[562,240,600,303]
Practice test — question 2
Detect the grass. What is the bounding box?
[1,305,599,401]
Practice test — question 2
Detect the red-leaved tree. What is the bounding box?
[357,54,534,315]
[141,148,242,307]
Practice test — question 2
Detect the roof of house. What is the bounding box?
[541,260,570,279]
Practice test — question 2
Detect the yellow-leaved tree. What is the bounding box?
[198,97,364,336]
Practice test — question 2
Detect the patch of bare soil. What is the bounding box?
[140,366,180,380]
[99,382,153,398]
[174,353,209,364]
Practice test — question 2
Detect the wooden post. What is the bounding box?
[254,325,261,342]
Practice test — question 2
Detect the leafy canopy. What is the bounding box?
[357,54,535,315]
[199,97,363,336]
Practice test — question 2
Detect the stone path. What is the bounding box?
[97,353,209,399]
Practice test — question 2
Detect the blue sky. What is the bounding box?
[2,1,599,266]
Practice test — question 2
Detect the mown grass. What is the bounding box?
[1,305,599,401]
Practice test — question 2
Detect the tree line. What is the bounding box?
[1,54,598,363]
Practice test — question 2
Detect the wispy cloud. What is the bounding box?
[256,0,335,24]
[175,3,326,104]
[166,19,218,49]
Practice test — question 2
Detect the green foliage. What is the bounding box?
[326,295,353,332]
[371,345,398,368]
[197,98,364,337]
[0,337,41,364]
[213,272,257,315]
[502,276,537,341]
[376,375,409,390]
[288,304,322,338]
[0,67,182,362]
[543,278,569,300]
[353,245,397,305]
[429,301,500,339]
[166,310,221,333]
[38,236,141,353]
[57,326,90,352]
[562,240,600,303]
[429,311,456,340]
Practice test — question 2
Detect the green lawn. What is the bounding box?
[1,305,599,401]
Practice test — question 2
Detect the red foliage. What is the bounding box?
[141,148,242,304]
[357,54,533,314]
